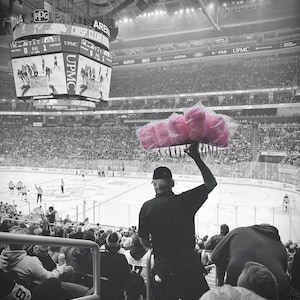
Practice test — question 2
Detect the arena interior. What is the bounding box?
[0,0,299,299]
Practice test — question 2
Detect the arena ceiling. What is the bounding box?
[22,0,205,19]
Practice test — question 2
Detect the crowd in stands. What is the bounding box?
[257,125,300,154]
[0,119,299,174]
[109,55,299,98]
[0,201,299,300]
[0,55,298,109]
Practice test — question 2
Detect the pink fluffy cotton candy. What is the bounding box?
[205,113,228,147]
[154,120,173,148]
[136,123,158,150]
[167,114,189,145]
[184,106,207,142]
[213,130,229,147]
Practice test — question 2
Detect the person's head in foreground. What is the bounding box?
[237,261,278,300]
[200,261,278,300]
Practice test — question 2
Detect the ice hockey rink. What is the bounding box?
[0,170,299,244]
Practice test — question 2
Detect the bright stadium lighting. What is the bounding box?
[174,11,178,14]
[123,17,129,23]
[191,7,195,12]
[208,2,214,10]
[179,8,184,14]
[155,10,159,16]
[186,8,191,13]
[143,13,147,17]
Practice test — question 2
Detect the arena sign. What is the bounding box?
[33,9,50,23]
[113,39,300,66]
[92,20,110,38]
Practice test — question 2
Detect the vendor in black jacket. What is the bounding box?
[138,143,217,300]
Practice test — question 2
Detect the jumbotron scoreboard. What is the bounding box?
[9,19,113,110]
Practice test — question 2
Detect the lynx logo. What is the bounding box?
[33,9,50,23]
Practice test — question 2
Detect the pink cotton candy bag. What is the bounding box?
[136,102,237,150]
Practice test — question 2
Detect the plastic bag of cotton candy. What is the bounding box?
[136,103,238,156]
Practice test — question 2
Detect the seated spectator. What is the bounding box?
[0,269,31,300]
[210,224,290,300]
[0,269,64,300]
[237,261,279,300]
[124,235,149,284]
[64,230,94,275]
[33,245,57,271]
[100,231,131,300]
[0,227,89,298]
[32,244,74,283]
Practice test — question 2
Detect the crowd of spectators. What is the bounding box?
[0,55,298,109]
[0,120,298,170]
[0,201,299,300]
[109,54,299,98]
[0,123,300,180]
[257,125,300,154]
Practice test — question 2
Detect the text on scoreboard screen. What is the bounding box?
[13,23,110,50]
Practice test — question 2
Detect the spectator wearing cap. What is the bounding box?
[100,231,131,300]
[237,261,279,300]
[138,143,217,300]
[200,261,279,300]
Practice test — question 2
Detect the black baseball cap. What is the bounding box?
[152,166,172,180]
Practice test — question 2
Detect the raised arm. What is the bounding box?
[185,143,217,193]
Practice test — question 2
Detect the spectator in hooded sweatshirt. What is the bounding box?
[210,224,290,300]
[0,226,88,298]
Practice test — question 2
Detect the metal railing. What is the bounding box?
[0,232,101,300]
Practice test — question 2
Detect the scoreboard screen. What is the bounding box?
[10,36,62,58]
[76,55,112,100]
[11,53,67,97]
[10,35,112,100]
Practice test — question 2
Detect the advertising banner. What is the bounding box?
[13,23,109,50]
[63,52,79,95]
